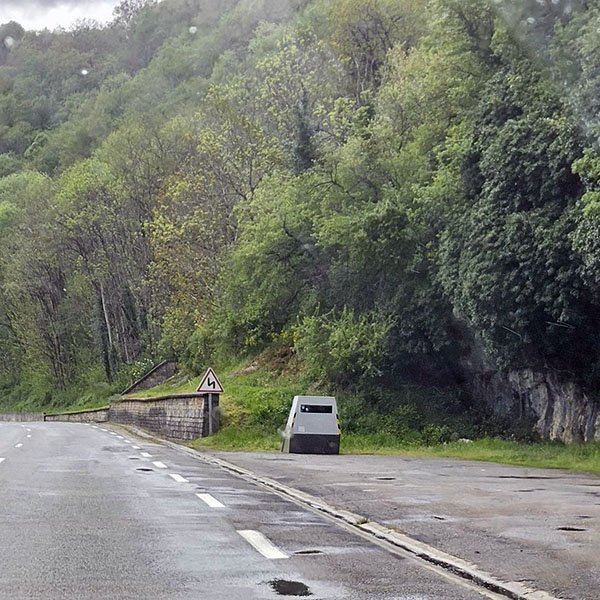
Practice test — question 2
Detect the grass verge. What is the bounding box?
[192,429,600,476]
[124,359,600,476]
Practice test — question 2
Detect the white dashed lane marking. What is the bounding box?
[132,445,140,450]
[141,452,152,458]
[197,493,225,508]
[0,458,5,464]
[15,444,22,448]
[169,474,188,483]
[153,461,167,469]
[237,530,289,560]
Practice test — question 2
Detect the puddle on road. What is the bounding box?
[268,579,312,596]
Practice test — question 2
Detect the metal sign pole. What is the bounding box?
[208,393,213,436]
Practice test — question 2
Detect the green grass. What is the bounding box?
[416,438,600,474]
[190,428,282,452]
[121,359,600,476]
[189,429,600,476]
[122,374,196,398]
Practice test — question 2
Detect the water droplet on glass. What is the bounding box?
[3,36,15,49]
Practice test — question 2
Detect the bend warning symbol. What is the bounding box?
[196,368,224,394]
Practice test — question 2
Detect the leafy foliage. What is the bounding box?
[0,0,599,431]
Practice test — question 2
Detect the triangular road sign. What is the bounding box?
[196,368,224,394]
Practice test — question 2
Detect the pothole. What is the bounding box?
[556,526,586,532]
[294,549,323,555]
[136,468,154,472]
[268,580,312,596]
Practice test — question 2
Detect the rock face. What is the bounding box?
[462,338,600,443]
[470,367,600,442]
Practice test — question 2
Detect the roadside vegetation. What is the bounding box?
[3,0,600,458]
[122,358,600,476]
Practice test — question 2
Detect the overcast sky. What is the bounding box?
[0,0,120,31]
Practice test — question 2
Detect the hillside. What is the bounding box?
[1,0,600,442]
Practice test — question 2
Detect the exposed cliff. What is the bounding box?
[462,341,600,443]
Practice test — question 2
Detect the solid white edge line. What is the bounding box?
[168,473,188,483]
[153,461,167,469]
[196,493,225,509]
[237,530,288,560]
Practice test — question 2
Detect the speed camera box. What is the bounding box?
[282,396,340,455]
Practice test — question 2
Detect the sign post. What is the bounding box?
[196,368,224,437]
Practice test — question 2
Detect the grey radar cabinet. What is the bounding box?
[282,396,340,454]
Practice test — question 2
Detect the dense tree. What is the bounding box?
[1,0,599,427]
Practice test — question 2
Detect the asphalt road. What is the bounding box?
[0,423,499,600]
[212,451,600,600]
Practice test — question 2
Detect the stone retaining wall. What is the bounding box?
[109,394,219,441]
[0,413,45,422]
[121,360,178,396]
[44,408,109,423]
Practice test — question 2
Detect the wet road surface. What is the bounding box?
[211,451,600,600]
[0,422,499,600]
